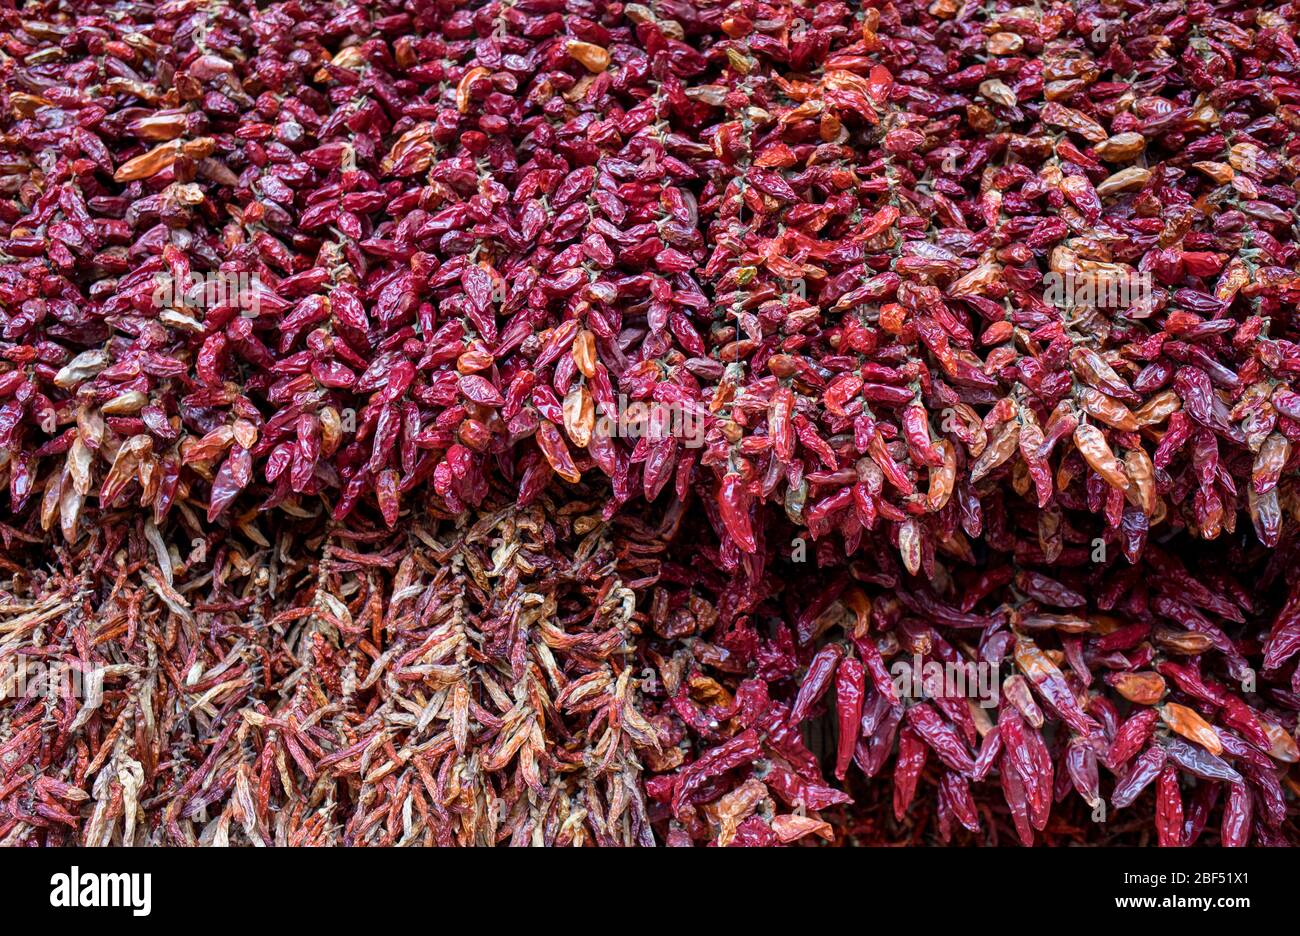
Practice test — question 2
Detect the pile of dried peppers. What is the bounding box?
[0,0,1299,845]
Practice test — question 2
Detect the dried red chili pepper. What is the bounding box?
[2,0,1299,852]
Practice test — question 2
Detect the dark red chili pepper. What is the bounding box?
[834,656,865,780]
[790,644,845,725]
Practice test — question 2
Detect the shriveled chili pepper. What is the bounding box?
[1155,764,1185,848]
[893,726,928,822]
[1112,746,1167,810]
[1014,636,1101,738]
[907,702,975,774]
[789,644,844,726]
[833,656,865,780]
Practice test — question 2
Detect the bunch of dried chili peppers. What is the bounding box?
[0,0,1299,845]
